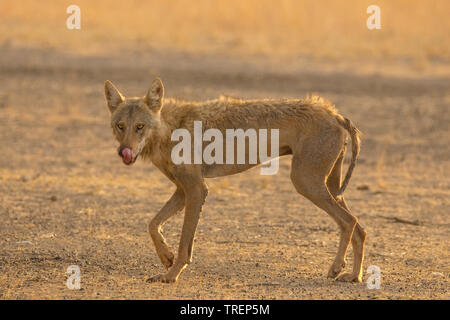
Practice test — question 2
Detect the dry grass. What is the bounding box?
[1,0,449,61]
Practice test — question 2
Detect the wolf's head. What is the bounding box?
[104,78,164,165]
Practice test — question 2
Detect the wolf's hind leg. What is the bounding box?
[149,188,185,269]
[290,138,357,281]
[327,148,366,282]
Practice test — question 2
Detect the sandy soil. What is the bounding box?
[0,45,448,299]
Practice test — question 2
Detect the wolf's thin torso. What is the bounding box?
[144,96,348,178]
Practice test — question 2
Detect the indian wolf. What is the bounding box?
[103,78,366,283]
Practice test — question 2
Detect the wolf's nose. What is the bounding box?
[118,146,130,157]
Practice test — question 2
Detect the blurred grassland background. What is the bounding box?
[0,0,449,66]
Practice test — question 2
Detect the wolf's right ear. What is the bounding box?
[104,80,124,113]
[144,78,164,112]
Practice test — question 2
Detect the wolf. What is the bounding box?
[104,78,366,283]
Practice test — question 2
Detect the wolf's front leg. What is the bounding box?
[147,182,208,283]
[149,188,185,269]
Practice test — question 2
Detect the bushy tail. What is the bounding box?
[336,116,361,196]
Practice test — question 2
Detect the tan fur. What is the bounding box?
[104,78,366,283]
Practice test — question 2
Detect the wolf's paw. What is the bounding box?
[327,261,346,279]
[336,272,362,283]
[158,250,174,269]
[146,273,176,284]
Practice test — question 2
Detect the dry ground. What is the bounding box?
[0,45,448,299]
[0,0,449,299]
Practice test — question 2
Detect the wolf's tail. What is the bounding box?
[336,116,361,197]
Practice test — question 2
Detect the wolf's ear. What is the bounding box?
[104,80,124,113]
[144,78,164,112]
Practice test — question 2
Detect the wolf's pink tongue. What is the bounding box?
[122,148,133,165]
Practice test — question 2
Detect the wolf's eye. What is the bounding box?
[136,124,145,130]
[117,123,124,130]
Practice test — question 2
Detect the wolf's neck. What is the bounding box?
[141,124,169,161]
[140,139,153,161]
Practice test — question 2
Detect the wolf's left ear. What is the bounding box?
[144,78,164,112]
[104,80,124,113]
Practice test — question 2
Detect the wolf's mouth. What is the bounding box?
[122,154,138,166]
[119,147,139,166]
